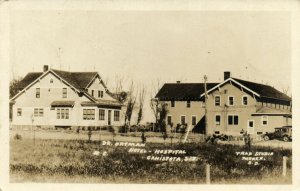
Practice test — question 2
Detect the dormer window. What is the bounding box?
[91,90,94,97]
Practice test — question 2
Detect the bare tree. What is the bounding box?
[125,81,137,131]
[150,79,161,126]
[136,84,146,125]
[149,79,168,132]
[282,85,291,98]
[109,74,128,103]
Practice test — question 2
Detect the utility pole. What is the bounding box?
[204,75,208,136]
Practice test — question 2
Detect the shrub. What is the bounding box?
[14,133,22,140]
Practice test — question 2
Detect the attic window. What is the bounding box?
[50,79,53,83]
[215,96,221,106]
[187,101,191,108]
[98,90,104,98]
[171,101,175,107]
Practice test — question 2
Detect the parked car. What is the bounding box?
[263,126,292,142]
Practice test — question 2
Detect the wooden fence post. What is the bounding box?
[206,163,211,184]
[283,156,287,177]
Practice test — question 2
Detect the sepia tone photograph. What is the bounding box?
[1,0,300,189]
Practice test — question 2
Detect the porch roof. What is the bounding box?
[81,100,122,109]
[51,100,75,107]
[252,107,292,117]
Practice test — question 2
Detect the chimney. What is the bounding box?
[43,65,49,72]
[176,81,181,83]
[224,71,231,81]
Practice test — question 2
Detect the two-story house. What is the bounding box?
[10,65,124,129]
[156,72,292,136]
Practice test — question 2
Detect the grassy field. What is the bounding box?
[10,137,292,184]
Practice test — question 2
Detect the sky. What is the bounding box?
[10,10,291,122]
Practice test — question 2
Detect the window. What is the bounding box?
[36,88,40,98]
[17,108,22,116]
[215,96,221,106]
[171,101,175,107]
[65,109,69,119]
[262,116,268,126]
[242,96,248,105]
[34,108,39,117]
[228,115,238,125]
[187,101,191,108]
[215,115,221,125]
[114,110,120,121]
[180,116,186,125]
[99,109,105,120]
[34,108,43,117]
[61,109,65,119]
[57,108,69,119]
[57,109,60,119]
[91,90,94,97]
[50,79,53,83]
[192,116,197,126]
[228,96,234,106]
[98,90,104,98]
[39,108,44,117]
[62,88,67,98]
[167,116,172,125]
[83,109,95,120]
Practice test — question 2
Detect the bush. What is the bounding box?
[14,133,22,140]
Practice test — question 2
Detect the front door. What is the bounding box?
[247,120,254,134]
[108,110,111,126]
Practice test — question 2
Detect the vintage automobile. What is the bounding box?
[263,126,292,142]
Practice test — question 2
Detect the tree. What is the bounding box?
[108,74,128,103]
[10,77,23,98]
[150,79,161,128]
[124,81,137,131]
[136,84,146,126]
[281,85,291,98]
[157,102,168,133]
[10,77,23,120]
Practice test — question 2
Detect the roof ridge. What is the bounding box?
[232,77,272,87]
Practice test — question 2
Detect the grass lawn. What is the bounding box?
[10,138,292,184]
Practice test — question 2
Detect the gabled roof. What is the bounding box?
[157,77,291,102]
[155,83,219,101]
[201,77,291,102]
[52,69,98,90]
[10,69,102,101]
[17,72,43,90]
[232,78,291,101]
